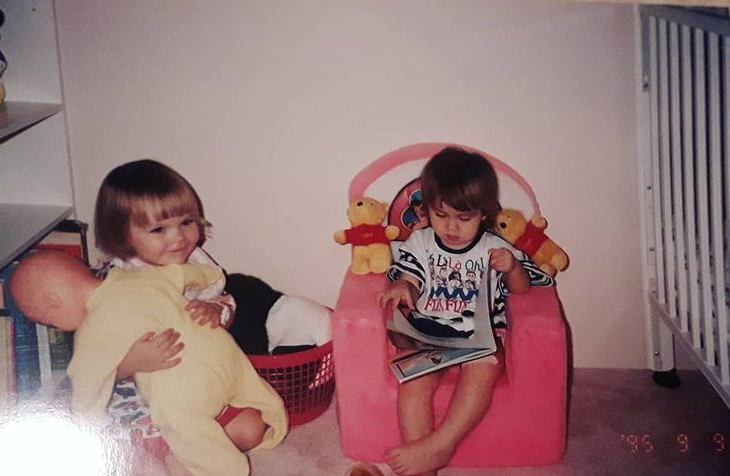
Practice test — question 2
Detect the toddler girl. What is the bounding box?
[378,147,552,476]
[94,159,261,461]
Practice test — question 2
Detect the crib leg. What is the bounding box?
[645,304,677,371]
[652,368,681,389]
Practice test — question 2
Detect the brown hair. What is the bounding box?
[420,147,501,230]
[94,159,208,260]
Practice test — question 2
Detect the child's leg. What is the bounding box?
[220,407,268,451]
[434,353,504,452]
[396,371,441,445]
[385,371,442,476]
[387,351,504,476]
[154,405,251,476]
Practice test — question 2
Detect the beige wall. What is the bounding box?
[56,0,642,368]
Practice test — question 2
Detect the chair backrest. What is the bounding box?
[349,143,540,242]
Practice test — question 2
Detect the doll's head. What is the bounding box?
[9,251,98,331]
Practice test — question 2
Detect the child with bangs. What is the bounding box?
[378,147,552,476]
[93,159,268,467]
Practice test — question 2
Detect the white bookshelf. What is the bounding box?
[0,102,62,138]
[0,0,73,271]
[0,203,71,270]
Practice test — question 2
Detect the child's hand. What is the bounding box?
[185,299,226,328]
[116,328,184,380]
[488,248,518,273]
[489,247,530,294]
[377,279,418,310]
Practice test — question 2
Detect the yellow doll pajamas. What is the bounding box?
[67,264,288,476]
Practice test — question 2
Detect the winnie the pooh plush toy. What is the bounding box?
[495,208,569,277]
[334,197,400,275]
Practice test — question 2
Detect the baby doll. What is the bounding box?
[9,251,288,476]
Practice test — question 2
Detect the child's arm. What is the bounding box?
[116,328,184,380]
[378,232,427,311]
[489,247,529,295]
[377,274,420,310]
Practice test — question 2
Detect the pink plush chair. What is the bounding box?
[332,143,568,467]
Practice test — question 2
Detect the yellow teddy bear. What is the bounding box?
[334,197,400,275]
[494,208,569,277]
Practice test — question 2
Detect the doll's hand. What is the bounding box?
[377,279,418,310]
[185,299,227,328]
[116,329,184,380]
[488,247,518,274]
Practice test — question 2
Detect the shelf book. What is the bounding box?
[1,261,41,400]
[386,273,498,383]
[0,272,14,403]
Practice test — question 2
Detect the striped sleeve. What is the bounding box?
[386,233,429,292]
[387,248,426,289]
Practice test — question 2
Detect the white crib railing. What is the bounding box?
[638,5,730,408]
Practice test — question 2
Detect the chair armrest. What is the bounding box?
[332,271,393,392]
[503,286,567,394]
[333,271,403,453]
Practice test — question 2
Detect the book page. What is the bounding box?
[386,271,496,352]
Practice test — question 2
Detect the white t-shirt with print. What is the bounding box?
[388,229,549,331]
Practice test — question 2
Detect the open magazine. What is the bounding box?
[386,271,498,383]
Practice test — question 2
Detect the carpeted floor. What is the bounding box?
[249,368,730,476]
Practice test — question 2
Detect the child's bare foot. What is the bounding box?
[384,435,454,475]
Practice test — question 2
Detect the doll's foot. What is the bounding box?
[384,436,453,475]
[343,462,385,476]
